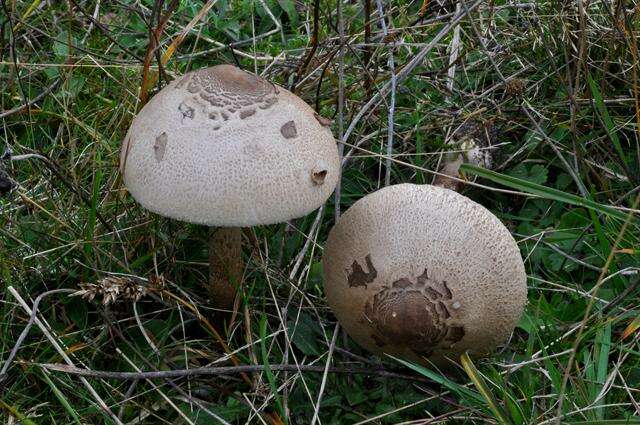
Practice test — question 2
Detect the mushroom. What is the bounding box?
[121,65,340,309]
[433,119,497,191]
[322,183,526,366]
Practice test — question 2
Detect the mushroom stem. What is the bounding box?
[209,227,243,310]
[432,155,463,191]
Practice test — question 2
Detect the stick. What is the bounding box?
[310,323,340,425]
[375,0,397,186]
[0,289,76,381]
[342,0,483,145]
[40,362,431,383]
[6,287,123,425]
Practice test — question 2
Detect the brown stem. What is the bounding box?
[209,227,243,309]
[291,0,320,93]
[363,0,372,96]
[432,156,463,192]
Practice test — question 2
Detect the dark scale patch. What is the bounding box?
[240,109,256,119]
[425,287,442,299]
[363,268,464,358]
[391,278,412,289]
[259,97,278,110]
[437,302,451,319]
[185,66,279,115]
[440,280,453,298]
[154,133,168,162]
[416,269,430,285]
[311,168,327,185]
[178,102,195,120]
[280,121,298,139]
[346,255,377,288]
[447,326,465,341]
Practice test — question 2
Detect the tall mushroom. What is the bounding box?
[121,65,340,309]
[322,183,526,366]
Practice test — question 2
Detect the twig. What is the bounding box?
[310,323,340,425]
[0,288,76,383]
[117,349,197,425]
[334,0,346,220]
[0,78,61,119]
[5,287,123,424]
[139,0,179,106]
[133,302,160,356]
[67,0,142,60]
[40,361,432,383]
[446,1,462,98]
[342,0,483,145]
[289,206,324,280]
[292,0,321,92]
[117,380,139,420]
[4,149,114,232]
[522,103,588,198]
[375,0,396,186]
[160,0,219,66]
[363,0,373,96]
[601,276,640,314]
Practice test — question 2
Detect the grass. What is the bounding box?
[1,0,640,423]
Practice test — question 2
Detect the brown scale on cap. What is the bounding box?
[362,268,465,357]
[280,121,298,139]
[347,255,378,288]
[153,133,168,162]
[175,65,279,131]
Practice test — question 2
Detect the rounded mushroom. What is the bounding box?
[121,65,340,309]
[322,183,526,366]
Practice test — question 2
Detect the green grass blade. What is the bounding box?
[460,352,512,425]
[390,355,484,404]
[567,421,640,424]
[459,164,630,221]
[39,369,83,425]
[594,320,612,420]
[84,151,102,261]
[259,314,286,424]
[587,74,628,167]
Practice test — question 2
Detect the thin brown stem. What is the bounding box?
[40,362,432,383]
[209,227,243,310]
[292,0,320,93]
[432,157,463,191]
[138,0,178,106]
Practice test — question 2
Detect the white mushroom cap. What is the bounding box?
[322,184,527,366]
[120,65,340,227]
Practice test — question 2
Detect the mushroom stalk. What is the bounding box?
[432,156,463,191]
[433,120,496,191]
[209,227,243,310]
